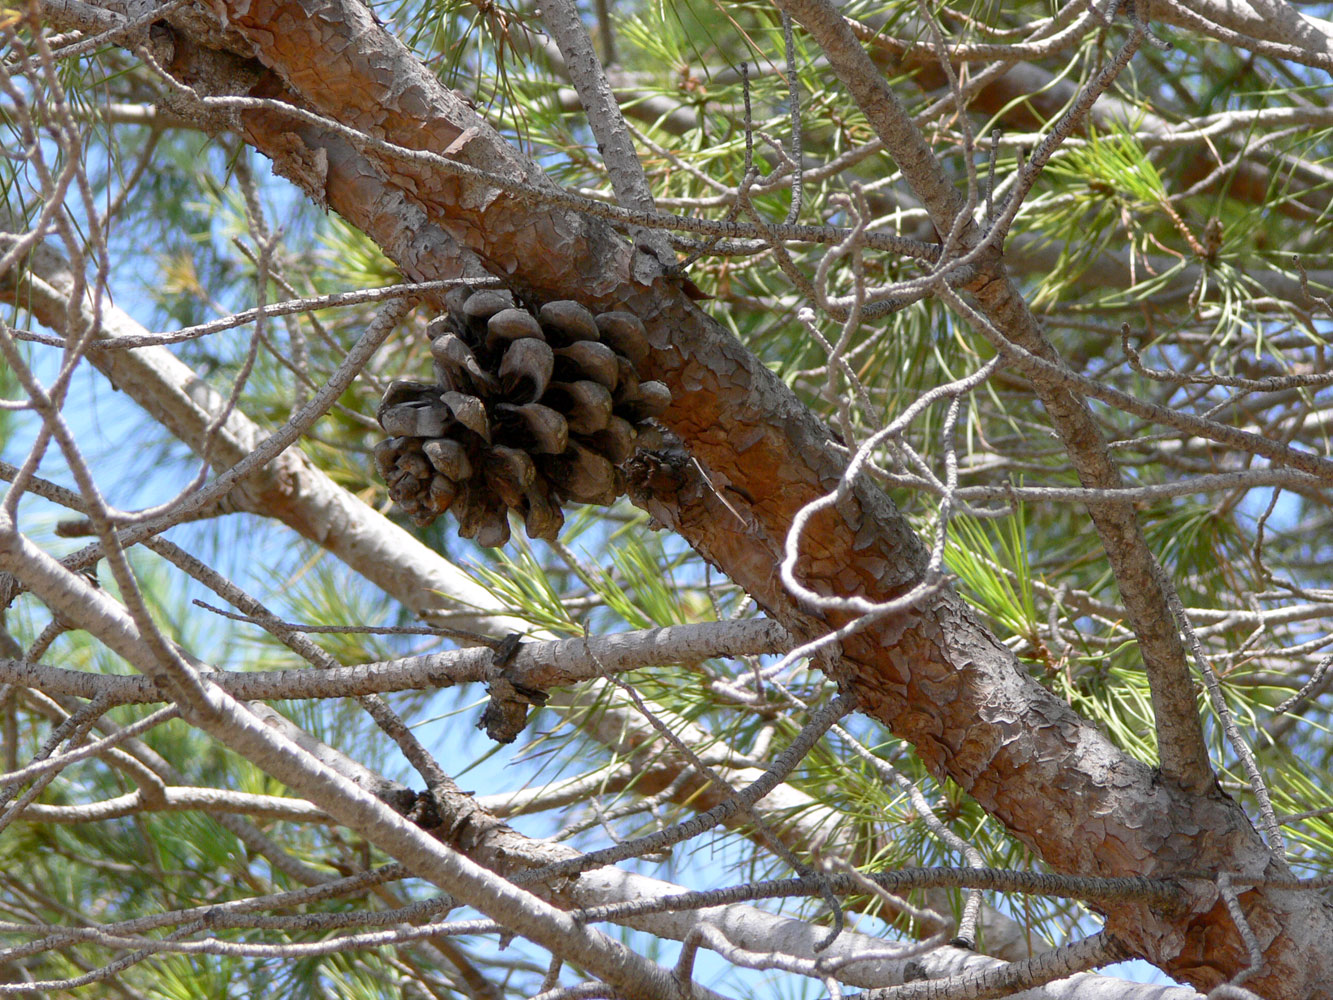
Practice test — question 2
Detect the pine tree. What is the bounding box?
[2,0,1332,996]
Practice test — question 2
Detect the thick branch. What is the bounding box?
[73,0,1333,990]
[772,0,1213,796]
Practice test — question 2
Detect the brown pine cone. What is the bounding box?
[373,290,667,547]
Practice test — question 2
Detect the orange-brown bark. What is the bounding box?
[150,0,1333,991]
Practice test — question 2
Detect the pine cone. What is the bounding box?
[373,289,668,547]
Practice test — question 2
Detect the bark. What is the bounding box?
[88,0,1333,992]
[769,0,1213,792]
